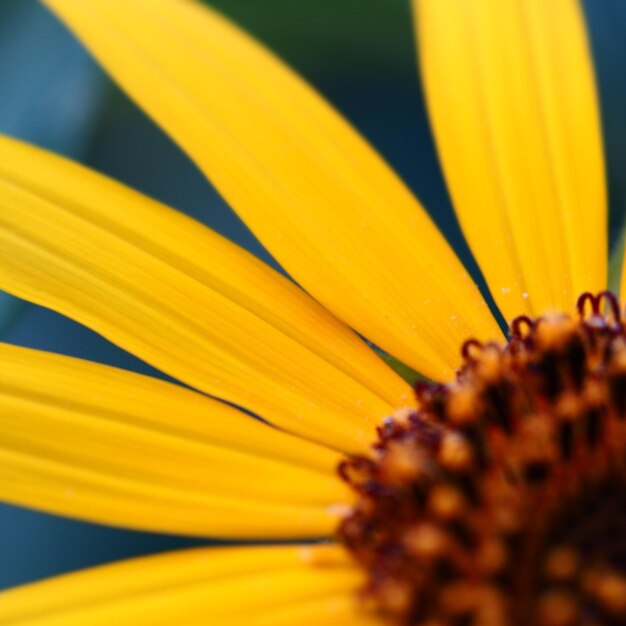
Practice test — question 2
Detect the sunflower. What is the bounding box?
[0,0,621,624]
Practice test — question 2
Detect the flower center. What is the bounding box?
[338,292,626,626]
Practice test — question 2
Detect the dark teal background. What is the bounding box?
[1,0,626,590]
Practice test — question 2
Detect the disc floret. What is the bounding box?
[339,292,626,626]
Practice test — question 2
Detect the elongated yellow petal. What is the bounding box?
[0,544,363,626]
[0,343,350,538]
[44,0,501,379]
[0,136,417,453]
[621,251,626,301]
[416,0,607,319]
[0,344,340,473]
[245,595,381,626]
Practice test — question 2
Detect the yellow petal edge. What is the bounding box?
[0,343,352,538]
[44,0,502,379]
[0,544,373,626]
[417,0,607,319]
[0,134,415,453]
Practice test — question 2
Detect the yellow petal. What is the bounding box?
[0,544,364,626]
[0,343,351,538]
[245,595,381,626]
[621,252,626,301]
[0,135,417,453]
[44,0,501,379]
[416,0,607,319]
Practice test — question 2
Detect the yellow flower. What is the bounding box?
[0,0,614,625]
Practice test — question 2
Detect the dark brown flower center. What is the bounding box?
[338,292,626,626]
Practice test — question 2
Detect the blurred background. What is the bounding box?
[2,0,626,589]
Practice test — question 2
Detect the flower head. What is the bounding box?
[0,0,618,625]
[340,293,626,624]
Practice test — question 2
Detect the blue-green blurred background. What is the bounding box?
[2,0,626,589]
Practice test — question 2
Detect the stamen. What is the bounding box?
[510,314,535,340]
[461,338,484,361]
[577,291,598,317]
[338,292,626,626]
